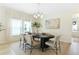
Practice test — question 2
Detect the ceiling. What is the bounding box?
[1,3,79,17]
[0,3,79,13]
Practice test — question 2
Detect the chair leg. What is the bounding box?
[19,38,22,48]
[30,46,32,55]
[23,43,24,49]
[55,41,58,55]
[23,43,33,55]
[23,43,27,54]
[58,40,61,53]
[30,39,33,55]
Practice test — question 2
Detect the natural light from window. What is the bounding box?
[10,18,32,35]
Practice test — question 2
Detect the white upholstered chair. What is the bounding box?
[20,33,33,54]
[45,34,61,54]
[23,33,33,54]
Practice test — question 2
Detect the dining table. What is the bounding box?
[32,33,55,52]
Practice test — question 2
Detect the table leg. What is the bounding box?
[40,38,44,52]
[41,38,49,52]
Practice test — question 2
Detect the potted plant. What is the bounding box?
[32,21,41,33]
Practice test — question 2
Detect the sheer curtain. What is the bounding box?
[10,18,32,36]
[10,19,22,35]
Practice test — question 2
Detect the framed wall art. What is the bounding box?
[45,18,60,29]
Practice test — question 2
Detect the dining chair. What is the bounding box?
[23,33,42,54]
[22,33,33,54]
[45,35,61,55]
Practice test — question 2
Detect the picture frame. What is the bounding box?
[45,18,60,29]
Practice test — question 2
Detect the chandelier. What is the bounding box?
[33,3,43,19]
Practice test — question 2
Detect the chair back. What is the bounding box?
[24,33,32,45]
[55,35,61,41]
[49,34,61,44]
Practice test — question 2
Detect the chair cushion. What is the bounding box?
[45,40,55,48]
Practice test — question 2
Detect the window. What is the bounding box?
[10,19,22,35]
[10,18,32,35]
[23,21,32,33]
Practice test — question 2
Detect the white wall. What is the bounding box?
[0,6,7,44]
